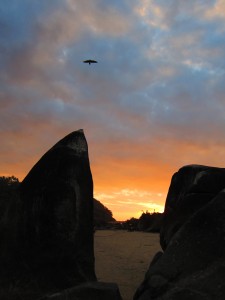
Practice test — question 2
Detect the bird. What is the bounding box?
[83,59,98,65]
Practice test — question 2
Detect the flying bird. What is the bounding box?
[83,59,98,65]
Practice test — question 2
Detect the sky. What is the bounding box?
[1,0,225,220]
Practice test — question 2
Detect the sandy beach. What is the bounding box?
[94,230,161,300]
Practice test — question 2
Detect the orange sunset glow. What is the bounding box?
[1,1,225,221]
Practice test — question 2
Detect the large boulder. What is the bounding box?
[0,130,97,299]
[134,165,225,300]
[19,129,96,290]
[160,164,225,250]
[40,282,122,300]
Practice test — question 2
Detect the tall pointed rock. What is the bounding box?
[20,129,96,291]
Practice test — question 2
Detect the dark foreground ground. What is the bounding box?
[94,230,161,300]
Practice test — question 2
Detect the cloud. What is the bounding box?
[95,188,165,219]
[204,0,225,20]
[1,0,225,220]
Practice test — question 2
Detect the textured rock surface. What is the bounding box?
[160,164,225,250]
[40,282,122,300]
[134,165,225,300]
[19,129,96,291]
[0,130,125,300]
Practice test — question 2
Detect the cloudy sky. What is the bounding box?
[1,0,225,220]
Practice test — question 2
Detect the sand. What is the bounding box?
[94,230,161,300]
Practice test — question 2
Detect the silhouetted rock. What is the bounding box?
[0,130,97,299]
[19,129,96,291]
[134,165,225,300]
[0,132,124,300]
[160,164,225,250]
[40,282,122,300]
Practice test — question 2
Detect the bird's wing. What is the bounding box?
[83,59,98,63]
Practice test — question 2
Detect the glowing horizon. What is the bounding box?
[94,188,166,221]
[1,159,168,221]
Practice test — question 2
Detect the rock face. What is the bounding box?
[40,282,122,300]
[0,130,124,300]
[19,130,96,292]
[134,164,225,300]
[161,164,225,250]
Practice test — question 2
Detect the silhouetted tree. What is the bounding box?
[0,176,20,217]
[123,217,139,231]
[93,198,115,227]
[0,176,21,267]
[123,211,164,232]
[0,175,19,191]
[138,211,163,232]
